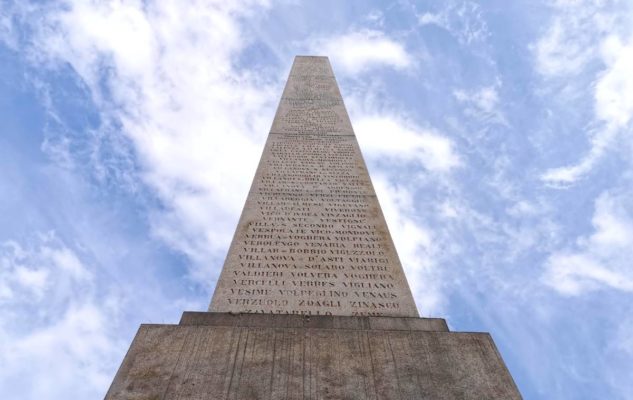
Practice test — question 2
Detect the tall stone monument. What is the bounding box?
[105,56,522,399]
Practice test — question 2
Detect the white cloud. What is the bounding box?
[364,10,385,27]
[43,246,91,280]
[531,0,620,77]
[595,35,633,129]
[341,88,458,314]
[371,175,442,313]
[311,29,412,74]
[542,192,633,295]
[18,0,277,284]
[541,34,633,185]
[453,83,507,125]
[3,303,120,398]
[0,233,123,399]
[418,12,444,26]
[454,86,498,113]
[533,19,593,77]
[439,201,460,219]
[611,315,633,357]
[354,116,461,172]
[540,129,616,185]
[536,2,633,186]
[0,235,90,304]
[543,253,633,295]
[345,92,461,173]
[417,2,489,45]
[0,5,17,48]
[13,267,49,297]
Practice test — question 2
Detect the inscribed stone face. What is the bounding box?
[209,56,419,317]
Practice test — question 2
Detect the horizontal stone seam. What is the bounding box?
[268,132,356,137]
[288,74,334,77]
[175,324,448,333]
[249,193,376,196]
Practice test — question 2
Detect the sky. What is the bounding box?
[1,0,632,398]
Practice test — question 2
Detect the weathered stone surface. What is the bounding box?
[105,56,522,399]
[209,56,418,318]
[179,312,449,332]
[105,313,521,400]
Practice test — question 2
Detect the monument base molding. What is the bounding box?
[105,312,521,399]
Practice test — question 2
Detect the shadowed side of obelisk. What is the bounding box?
[209,56,419,317]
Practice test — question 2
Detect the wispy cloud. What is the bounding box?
[12,0,278,284]
[310,29,412,74]
[542,191,633,295]
[0,233,123,399]
[342,85,461,314]
[417,1,489,45]
[541,33,633,185]
[595,35,633,129]
[453,82,508,125]
[536,1,633,185]
[345,86,461,173]
[355,115,461,172]
[372,175,442,313]
[532,8,599,77]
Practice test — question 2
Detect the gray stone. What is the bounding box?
[179,312,448,332]
[210,56,419,318]
[105,313,520,399]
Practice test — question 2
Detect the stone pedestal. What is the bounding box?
[105,313,521,399]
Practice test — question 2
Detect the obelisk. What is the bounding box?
[210,56,418,318]
[105,56,522,399]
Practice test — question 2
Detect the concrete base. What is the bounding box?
[105,313,521,399]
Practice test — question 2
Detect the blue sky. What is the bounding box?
[1,0,633,398]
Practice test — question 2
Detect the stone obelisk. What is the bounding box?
[210,56,418,318]
[105,56,522,399]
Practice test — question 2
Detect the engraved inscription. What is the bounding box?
[209,56,419,317]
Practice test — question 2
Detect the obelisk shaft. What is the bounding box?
[209,56,418,317]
